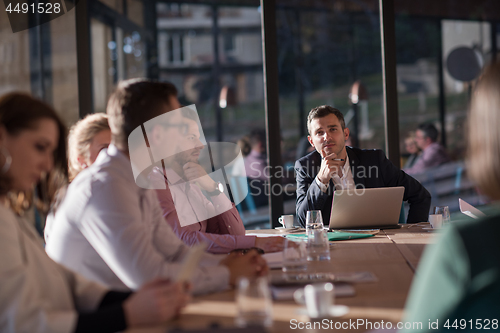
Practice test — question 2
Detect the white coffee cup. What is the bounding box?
[279,215,294,228]
[295,282,334,318]
[429,214,443,229]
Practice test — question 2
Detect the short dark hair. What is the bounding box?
[417,123,439,142]
[249,128,266,146]
[307,105,345,134]
[107,79,178,151]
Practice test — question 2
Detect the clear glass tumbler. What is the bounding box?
[307,228,331,261]
[235,276,273,328]
[282,238,308,273]
[434,206,451,225]
[306,210,324,232]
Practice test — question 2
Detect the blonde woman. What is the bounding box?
[402,63,500,332]
[68,113,111,181]
[45,114,111,241]
[0,93,189,332]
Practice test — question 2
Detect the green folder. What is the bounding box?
[286,231,374,241]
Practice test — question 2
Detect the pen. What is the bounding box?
[333,158,345,161]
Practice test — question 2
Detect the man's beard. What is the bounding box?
[175,150,199,167]
[322,140,345,157]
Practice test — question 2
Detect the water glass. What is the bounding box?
[282,238,308,273]
[307,228,331,261]
[235,277,273,328]
[434,206,451,225]
[306,210,324,232]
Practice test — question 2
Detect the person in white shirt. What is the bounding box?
[46,79,267,295]
[0,92,189,333]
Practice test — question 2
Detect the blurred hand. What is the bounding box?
[123,279,190,328]
[254,236,285,253]
[220,249,268,286]
[183,162,216,192]
[317,152,344,185]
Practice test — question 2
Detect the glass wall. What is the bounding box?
[394,2,498,212]
[276,0,385,167]
[156,3,273,225]
[91,18,115,113]
[157,3,264,141]
[90,0,147,114]
[0,2,79,126]
[0,7,32,96]
[50,8,79,126]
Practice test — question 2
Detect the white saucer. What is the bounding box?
[422,227,436,231]
[296,305,349,318]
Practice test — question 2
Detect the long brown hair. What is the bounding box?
[0,92,68,213]
[468,62,500,201]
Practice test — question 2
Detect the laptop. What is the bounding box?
[328,187,405,229]
[459,198,486,219]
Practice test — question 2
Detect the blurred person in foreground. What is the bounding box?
[295,105,431,227]
[404,123,450,175]
[0,93,189,332]
[150,109,284,254]
[46,79,267,295]
[402,63,500,332]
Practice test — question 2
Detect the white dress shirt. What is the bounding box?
[0,204,108,333]
[315,155,355,192]
[45,144,229,295]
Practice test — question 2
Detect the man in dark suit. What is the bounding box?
[295,105,431,227]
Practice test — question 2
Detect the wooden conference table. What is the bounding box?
[129,224,436,333]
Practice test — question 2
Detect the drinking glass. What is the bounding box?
[307,228,331,261]
[282,238,308,273]
[434,206,451,225]
[306,210,324,232]
[235,277,273,328]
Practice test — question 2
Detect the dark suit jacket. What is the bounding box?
[295,147,431,227]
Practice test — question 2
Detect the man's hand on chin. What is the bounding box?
[317,152,344,184]
[183,162,215,191]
